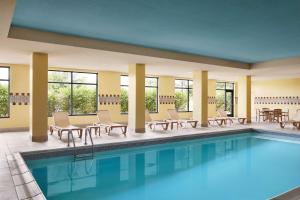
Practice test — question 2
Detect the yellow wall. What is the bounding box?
[151,76,174,120]
[0,64,30,129]
[0,64,219,130]
[252,78,300,119]
[208,80,216,117]
[237,76,251,120]
[99,71,127,123]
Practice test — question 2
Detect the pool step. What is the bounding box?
[74,153,94,160]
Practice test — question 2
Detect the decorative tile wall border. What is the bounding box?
[208,96,216,104]
[99,94,120,105]
[159,96,216,104]
[254,96,300,105]
[9,93,30,105]
[159,95,175,104]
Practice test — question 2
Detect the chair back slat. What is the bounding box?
[167,109,180,120]
[262,108,270,111]
[217,110,228,117]
[97,110,112,124]
[273,109,282,115]
[145,110,152,122]
[53,112,70,127]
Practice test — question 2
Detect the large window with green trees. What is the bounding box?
[0,67,9,118]
[175,79,193,112]
[48,70,98,116]
[216,82,234,117]
[120,75,158,113]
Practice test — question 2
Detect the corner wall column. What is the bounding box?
[193,71,208,127]
[30,52,48,142]
[128,64,145,133]
[237,75,251,123]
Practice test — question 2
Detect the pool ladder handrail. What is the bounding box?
[68,128,95,160]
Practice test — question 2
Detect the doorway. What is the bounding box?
[216,82,234,117]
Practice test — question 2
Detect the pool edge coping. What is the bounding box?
[6,152,46,200]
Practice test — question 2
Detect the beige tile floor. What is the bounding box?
[1,122,300,200]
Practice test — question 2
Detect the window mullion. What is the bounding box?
[71,72,73,115]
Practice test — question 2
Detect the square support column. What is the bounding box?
[237,76,251,123]
[193,71,208,127]
[128,64,145,133]
[30,52,48,142]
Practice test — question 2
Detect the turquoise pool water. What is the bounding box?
[26,132,300,200]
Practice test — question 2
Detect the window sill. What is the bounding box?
[48,114,97,117]
[120,111,159,115]
[0,116,10,119]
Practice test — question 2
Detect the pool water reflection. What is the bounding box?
[27,132,300,200]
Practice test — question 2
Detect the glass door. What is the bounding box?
[216,82,234,117]
[225,90,234,117]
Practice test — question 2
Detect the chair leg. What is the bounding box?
[149,124,153,129]
[79,130,82,138]
[107,127,111,134]
[59,130,62,140]
[279,122,285,128]
[297,123,300,130]
[49,126,53,135]
[122,127,127,136]
[162,123,168,130]
[190,121,198,128]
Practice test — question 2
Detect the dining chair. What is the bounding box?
[261,108,270,122]
[273,109,283,123]
[282,108,289,121]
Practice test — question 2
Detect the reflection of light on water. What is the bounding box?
[31,132,300,200]
[68,159,95,179]
[254,135,300,144]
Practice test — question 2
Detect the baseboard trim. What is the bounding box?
[31,135,48,142]
[0,127,29,133]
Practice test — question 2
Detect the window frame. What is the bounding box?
[48,70,98,116]
[216,81,234,117]
[175,79,193,112]
[120,75,159,114]
[120,75,129,114]
[0,66,10,118]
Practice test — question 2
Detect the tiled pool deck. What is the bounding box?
[1,122,300,200]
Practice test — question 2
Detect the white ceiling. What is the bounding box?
[0,37,300,81]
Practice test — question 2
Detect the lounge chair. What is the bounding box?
[145,110,169,130]
[217,110,247,125]
[217,110,234,125]
[208,117,226,126]
[279,110,300,129]
[95,110,127,136]
[166,109,198,129]
[49,112,83,140]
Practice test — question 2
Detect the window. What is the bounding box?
[0,67,9,118]
[216,82,234,117]
[175,79,193,112]
[48,70,98,116]
[120,75,129,113]
[120,75,158,113]
[145,77,158,113]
